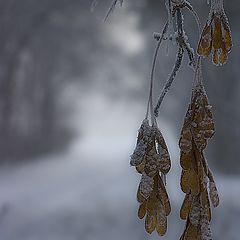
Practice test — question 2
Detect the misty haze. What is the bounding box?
[0,1,239,240]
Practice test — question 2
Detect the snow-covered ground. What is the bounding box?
[0,128,239,240]
[0,87,239,240]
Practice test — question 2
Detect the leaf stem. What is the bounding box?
[146,22,169,124]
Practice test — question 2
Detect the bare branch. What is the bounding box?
[104,0,123,22]
[146,22,169,123]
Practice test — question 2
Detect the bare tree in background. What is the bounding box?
[0,0,95,160]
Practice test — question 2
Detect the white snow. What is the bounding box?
[0,118,239,240]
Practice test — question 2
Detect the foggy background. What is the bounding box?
[0,0,239,239]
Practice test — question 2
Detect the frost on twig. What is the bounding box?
[154,8,195,117]
[154,46,184,117]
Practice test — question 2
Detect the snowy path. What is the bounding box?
[0,133,239,240]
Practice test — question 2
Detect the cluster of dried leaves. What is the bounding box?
[179,68,219,240]
[197,0,232,66]
[102,0,232,238]
[130,119,171,236]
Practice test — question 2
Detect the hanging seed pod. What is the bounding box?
[197,24,212,57]
[182,219,200,240]
[179,64,219,240]
[180,194,192,220]
[200,207,213,240]
[209,180,220,208]
[105,0,223,239]
[158,174,172,216]
[144,128,161,177]
[197,0,232,66]
[189,197,201,226]
[131,120,171,178]
[155,126,171,174]
[130,119,171,236]
[139,174,170,235]
[138,202,147,219]
[130,119,151,167]
[138,173,154,200]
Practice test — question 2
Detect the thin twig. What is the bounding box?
[185,1,202,35]
[190,56,202,101]
[104,0,123,22]
[154,46,184,117]
[186,44,195,67]
[146,22,169,123]
[154,9,185,117]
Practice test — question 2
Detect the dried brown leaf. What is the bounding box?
[201,190,212,222]
[180,151,192,170]
[189,169,200,196]
[184,222,199,240]
[180,128,193,153]
[156,202,167,236]
[197,23,212,57]
[145,212,156,234]
[138,202,147,219]
[212,15,222,50]
[181,170,190,193]
[180,194,192,220]
[222,15,232,52]
[157,175,171,216]
[209,181,220,208]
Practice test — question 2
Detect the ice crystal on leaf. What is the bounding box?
[209,181,220,208]
[130,120,171,178]
[200,208,213,240]
[179,63,219,240]
[139,173,154,200]
[197,0,232,66]
[130,119,151,167]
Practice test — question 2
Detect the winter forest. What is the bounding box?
[0,0,239,239]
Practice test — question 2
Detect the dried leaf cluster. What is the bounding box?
[130,119,171,235]
[101,0,233,239]
[179,67,219,240]
[197,0,232,65]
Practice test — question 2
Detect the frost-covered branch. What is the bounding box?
[154,8,186,117]
[154,46,184,117]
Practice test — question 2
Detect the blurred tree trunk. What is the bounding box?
[0,0,82,160]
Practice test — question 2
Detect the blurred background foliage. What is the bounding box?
[0,0,239,173]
